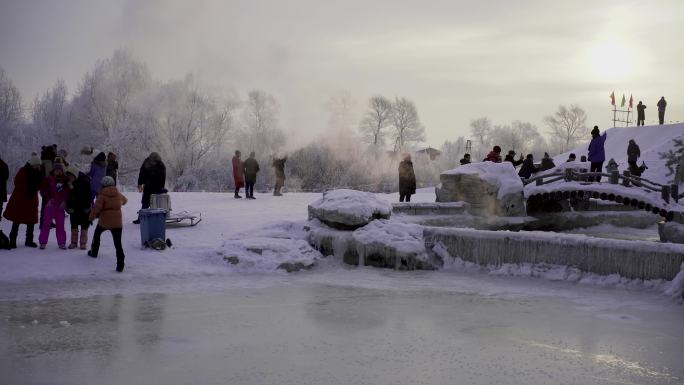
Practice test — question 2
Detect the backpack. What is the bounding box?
[0,230,10,250]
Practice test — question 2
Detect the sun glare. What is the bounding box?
[588,40,634,80]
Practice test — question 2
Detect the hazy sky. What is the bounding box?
[1,0,682,147]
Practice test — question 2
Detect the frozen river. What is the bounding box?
[1,191,683,384]
[1,273,683,385]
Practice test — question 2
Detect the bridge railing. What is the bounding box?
[523,169,680,203]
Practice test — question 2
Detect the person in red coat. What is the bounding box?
[484,145,502,163]
[232,150,244,199]
[4,154,44,248]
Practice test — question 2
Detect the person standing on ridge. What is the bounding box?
[242,152,260,200]
[232,150,244,199]
[657,97,667,125]
[636,101,647,126]
[398,154,416,202]
[587,126,607,182]
[540,152,556,171]
[459,153,471,165]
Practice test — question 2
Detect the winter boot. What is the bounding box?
[25,235,38,248]
[68,229,79,249]
[8,234,17,249]
[79,231,88,250]
[87,250,97,258]
[116,252,125,272]
[39,244,46,250]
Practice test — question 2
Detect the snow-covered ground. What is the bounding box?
[1,189,683,385]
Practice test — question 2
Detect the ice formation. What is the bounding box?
[308,189,392,229]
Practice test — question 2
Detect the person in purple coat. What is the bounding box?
[88,152,107,201]
[587,126,607,182]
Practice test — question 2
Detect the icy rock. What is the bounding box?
[659,222,684,244]
[305,219,357,263]
[351,220,440,270]
[436,162,525,216]
[308,189,392,230]
[217,237,322,272]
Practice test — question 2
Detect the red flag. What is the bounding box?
[629,94,633,109]
[610,91,615,106]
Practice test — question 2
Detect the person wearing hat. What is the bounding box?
[88,152,107,201]
[484,146,503,163]
[566,153,576,162]
[518,154,539,179]
[636,101,646,126]
[4,154,44,248]
[587,125,607,182]
[503,150,523,167]
[459,153,471,165]
[88,176,128,272]
[242,151,260,199]
[540,152,556,171]
[66,165,92,249]
[38,162,71,249]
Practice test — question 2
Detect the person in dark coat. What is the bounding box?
[484,146,502,163]
[0,155,9,219]
[627,139,640,167]
[587,126,607,182]
[504,150,523,167]
[134,152,166,224]
[232,150,244,199]
[459,153,471,165]
[636,101,646,126]
[566,153,576,162]
[398,154,417,202]
[540,152,556,171]
[66,165,92,250]
[106,152,119,185]
[272,155,287,196]
[657,97,667,125]
[518,154,538,179]
[242,152,260,200]
[4,154,43,248]
[88,152,107,201]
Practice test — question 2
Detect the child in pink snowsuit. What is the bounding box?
[38,163,71,249]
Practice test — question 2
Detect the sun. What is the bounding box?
[588,40,634,80]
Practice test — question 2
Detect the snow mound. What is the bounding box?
[352,219,438,270]
[443,162,523,199]
[308,189,392,229]
[554,123,684,185]
[217,237,322,273]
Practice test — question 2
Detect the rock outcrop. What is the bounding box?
[308,189,392,229]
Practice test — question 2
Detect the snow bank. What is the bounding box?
[308,189,392,229]
[443,162,523,199]
[216,237,322,273]
[554,123,684,185]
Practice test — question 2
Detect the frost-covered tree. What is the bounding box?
[390,97,425,152]
[544,104,588,153]
[660,135,684,183]
[438,137,465,170]
[469,117,492,159]
[359,95,392,147]
[237,90,284,156]
[31,79,68,145]
[488,121,546,158]
[0,67,23,142]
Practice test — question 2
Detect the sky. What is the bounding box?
[1,0,683,148]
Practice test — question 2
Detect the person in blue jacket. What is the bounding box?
[587,126,607,182]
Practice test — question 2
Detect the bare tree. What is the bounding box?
[238,90,285,156]
[488,121,545,157]
[469,117,492,159]
[359,95,392,147]
[390,97,425,152]
[0,67,23,135]
[544,104,588,153]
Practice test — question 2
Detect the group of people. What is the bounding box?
[0,146,128,272]
[473,125,647,182]
[230,151,288,199]
[636,96,668,126]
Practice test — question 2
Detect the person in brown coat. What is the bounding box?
[4,154,43,248]
[87,176,128,272]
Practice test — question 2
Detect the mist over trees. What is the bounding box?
[1,49,590,193]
